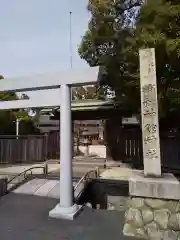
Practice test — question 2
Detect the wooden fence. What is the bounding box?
[105,127,180,171]
[0,132,70,164]
[0,135,47,164]
[1,129,180,172]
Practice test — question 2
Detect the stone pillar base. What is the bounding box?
[129,172,180,200]
[123,171,180,239]
[123,197,180,239]
[49,203,83,220]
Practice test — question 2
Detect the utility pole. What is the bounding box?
[16,118,19,139]
[69,11,73,70]
[15,117,21,139]
[69,11,75,155]
[69,11,73,102]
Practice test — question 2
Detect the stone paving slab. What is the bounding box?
[13,178,48,195]
[12,178,77,199]
[35,180,59,197]
[0,193,139,240]
[47,181,77,199]
[100,167,141,181]
[47,182,60,199]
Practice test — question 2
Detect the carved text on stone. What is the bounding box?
[142,83,159,159]
[144,135,157,144]
[145,148,158,159]
[142,84,157,116]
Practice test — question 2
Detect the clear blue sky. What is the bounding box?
[0,0,89,78]
[0,0,90,101]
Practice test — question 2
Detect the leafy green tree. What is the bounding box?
[79,0,180,128]
[133,0,180,123]
[72,85,103,100]
[78,0,142,113]
[0,75,39,134]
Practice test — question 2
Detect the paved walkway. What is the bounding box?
[0,163,56,175]
[0,161,103,179]
[0,162,133,180]
[0,193,139,240]
[100,167,141,181]
[12,178,79,199]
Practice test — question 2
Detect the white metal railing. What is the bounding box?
[74,167,99,192]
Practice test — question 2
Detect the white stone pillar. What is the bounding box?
[49,84,81,220]
[139,48,161,177]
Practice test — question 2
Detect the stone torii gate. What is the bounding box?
[0,67,99,220]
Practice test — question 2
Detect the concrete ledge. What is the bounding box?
[0,177,7,196]
[129,171,180,200]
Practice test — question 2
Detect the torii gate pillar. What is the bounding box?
[49,84,80,219]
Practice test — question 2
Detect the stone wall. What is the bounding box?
[123,197,180,239]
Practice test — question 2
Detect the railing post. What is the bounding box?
[43,163,48,176]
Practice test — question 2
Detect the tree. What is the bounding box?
[79,0,180,127]
[132,0,180,123]
[72,85,103,100]
[78,0,142,113]
[0,75,39,134]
